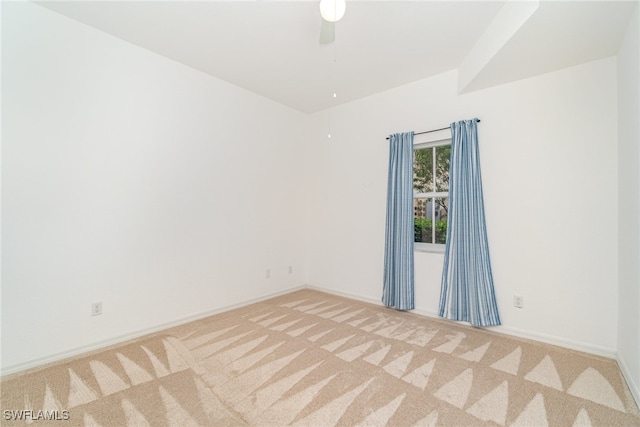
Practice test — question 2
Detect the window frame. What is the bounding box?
[413,137,451,253]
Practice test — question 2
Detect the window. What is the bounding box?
[413,139,450,251]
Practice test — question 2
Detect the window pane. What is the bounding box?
[414,197,448,244]
[435,197,448,244]
[414,198,432,243]
[435,145,450,192]
[413,147,433,193]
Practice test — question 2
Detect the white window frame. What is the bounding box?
[414,136,451,253]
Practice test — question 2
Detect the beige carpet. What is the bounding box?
[2,289,639,426]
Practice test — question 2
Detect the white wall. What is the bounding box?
[1,2,307,371]
[617,4,640,403]
[305,58,619,354]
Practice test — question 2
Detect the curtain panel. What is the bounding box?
[383,132,415,311]
[439,119,501,326]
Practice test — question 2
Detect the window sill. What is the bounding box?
[414,243,446,254]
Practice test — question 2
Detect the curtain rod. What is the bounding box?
[386,119,481,140]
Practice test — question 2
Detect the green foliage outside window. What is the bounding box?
[414,218,448,244]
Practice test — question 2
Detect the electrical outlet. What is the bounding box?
[513,296,524,309]
[266,269,271,279]
[91,302,102,316]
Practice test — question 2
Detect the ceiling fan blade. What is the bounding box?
[319,19,335,45]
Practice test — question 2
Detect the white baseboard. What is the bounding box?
[1,285,306,377]
[617,353,640,409]
[493,325,617,358]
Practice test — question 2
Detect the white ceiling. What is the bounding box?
[36,1,637,114]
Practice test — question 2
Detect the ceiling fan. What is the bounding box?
[319,0,346,45]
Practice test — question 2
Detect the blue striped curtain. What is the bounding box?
[383,132,415,311]
[439,119,501,326]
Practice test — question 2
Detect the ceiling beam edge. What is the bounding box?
[457,0,539,95]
